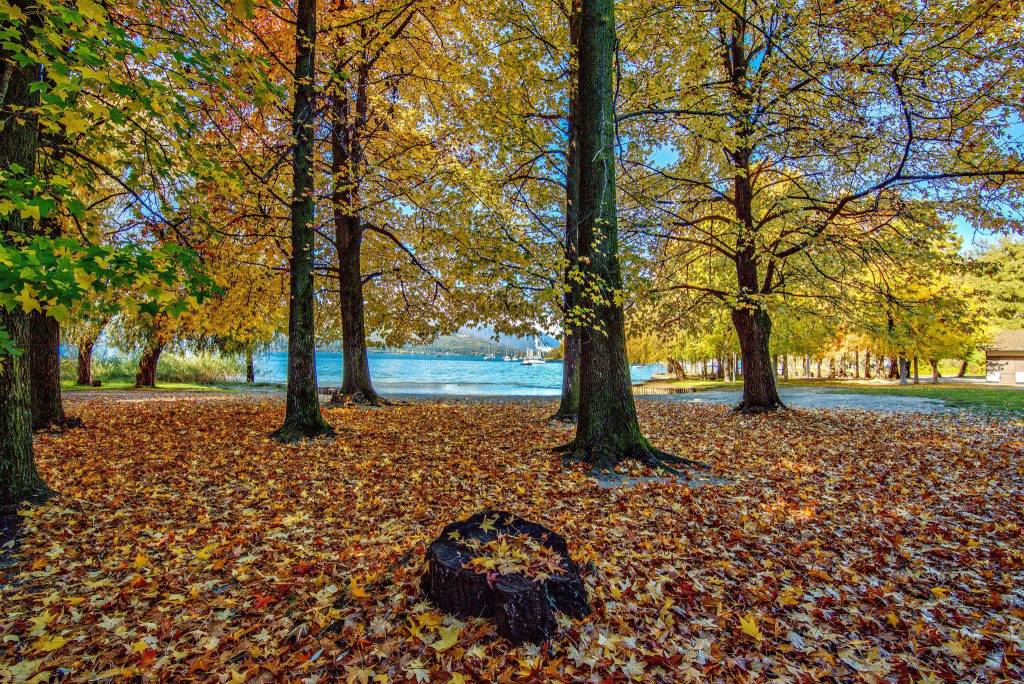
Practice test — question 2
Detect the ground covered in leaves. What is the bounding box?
[2,396,1023,682]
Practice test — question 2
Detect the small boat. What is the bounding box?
[484,353,496,360]
[521,349,546,365]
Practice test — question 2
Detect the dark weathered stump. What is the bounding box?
[422,510,589,644]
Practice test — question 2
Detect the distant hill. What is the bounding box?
[397,329,559,356]
[264,327,560,355]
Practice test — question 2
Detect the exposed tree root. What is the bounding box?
[271,417,335,443]
[555,439,709,475]
[547,410,577,426]
[328,389,391,407]
[734,398,786,415]
[32,415,84,433]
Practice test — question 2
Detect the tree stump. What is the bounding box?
[422,510,590,644]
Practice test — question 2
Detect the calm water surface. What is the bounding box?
[255,351,664,396]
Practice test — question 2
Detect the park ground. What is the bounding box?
[2,394,1022,681]
[638,378,1024,416]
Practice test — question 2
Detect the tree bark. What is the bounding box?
[329,25,383,407]
[273,0,333,441]
[912,356,919,384]
[135,340,164,388]
[898,356,909,385]
[246,347,255,383]
[77,333,98,386]
[732,306,784,412]
[929,358,939,384]
[781,354,789,380]
[1,0,52,506]
[29,311,66,429]
[564,0,697,472]
[553,6,582,422]
[957,359,968,377]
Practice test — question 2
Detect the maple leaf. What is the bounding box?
[739,612,763,642]
[431,624,462,652]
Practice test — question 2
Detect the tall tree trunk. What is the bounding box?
[246,347,255,383]
[889,356,899,380]
[957,359,968,377]
[29,311,66,429]
[782,354,789,380]
[864,350,871,379]
[929,358,939,384]
[912,356,919,384]
[732,306,784,412]
[667,358,685,379]
[135,340,164,388]
[273,0,333,441]
[77,335,96,385]
[898,356,909,385]
[329,28,382,407]
[565,0,693,471]
[554,6,582,421]
[853,350,859,378]
[1,0,52,506]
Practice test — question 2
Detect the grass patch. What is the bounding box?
[793,380,1024,413]
[61,380,230,393]
[650,377,1023,413]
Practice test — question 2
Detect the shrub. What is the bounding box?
[61,351,244,385]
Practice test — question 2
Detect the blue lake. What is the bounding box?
[255,351,664,397]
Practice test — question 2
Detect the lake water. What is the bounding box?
[255,351,664,396]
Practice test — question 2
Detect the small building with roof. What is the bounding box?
[986,330,1024,385]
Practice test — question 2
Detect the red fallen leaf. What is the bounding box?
[139,648,158,667]
[293,561,316,575]
[252,594,276,609]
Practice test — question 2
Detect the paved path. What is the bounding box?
[67,385,953,414]
[654,387,950,413]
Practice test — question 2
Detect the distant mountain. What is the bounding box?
[262,327,560,355]
[397,328,559,355]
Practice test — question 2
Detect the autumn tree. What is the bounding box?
[560,0,699,471]
[273,0,334,441]
[623,0,1024,412]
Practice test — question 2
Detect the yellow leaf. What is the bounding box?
[15,283,40,314]
[739,612,763,642]
[130,639,150,653]
[60,111,90,135]
[432,625,461,652]
[349,576,369,599]
[19,204,40,221]
[133,552,150,569]
[32,635,66,652]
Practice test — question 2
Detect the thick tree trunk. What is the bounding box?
[273,0,333,441]
[1,0,52,506]
[246,347,255,383]
[898,356,909,385]
[957,359,968,377]
[554,11,582,422]
[781,354,789,380]
[29,311,66,429]
[929,359,939,384]
[865,350,872,379]
[77,334,97,386]
[732,306,784,412]
[667,358,685,379]
[329,29,383,407]
[135,341,164,388]
[336,225,381,404]
[564,0,695,472]
[912,356,919,384]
